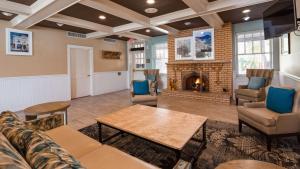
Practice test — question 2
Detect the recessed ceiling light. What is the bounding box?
[243,16,250,21]
[145,8,158,14]
[184,22,191,26]
[147,0,155,4]
[56,23,64,27]
[1,12,13,17]
[242,9,251,14]
[146,29,151,33]
[99,15,106,20]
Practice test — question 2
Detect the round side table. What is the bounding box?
[216,160,286,169]
[24,101,70,124]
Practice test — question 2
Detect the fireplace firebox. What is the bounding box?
[182,71,209,92]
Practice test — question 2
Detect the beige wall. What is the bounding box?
[0,20,127,77]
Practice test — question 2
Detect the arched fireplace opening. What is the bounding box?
[182,71,209,92]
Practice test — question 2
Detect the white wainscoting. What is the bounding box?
[92,71,129,95]
[0,74,70,112]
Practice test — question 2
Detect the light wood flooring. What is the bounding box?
[66,90,238,130]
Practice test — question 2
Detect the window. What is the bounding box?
[154,43,168,74]
[236,31,272,75]
[131,41,145,69]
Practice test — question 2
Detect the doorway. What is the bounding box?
[67,45,94,99]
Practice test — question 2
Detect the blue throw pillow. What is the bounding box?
[248,77,266,90]
[266,87,296,114]
[133,80,149,95]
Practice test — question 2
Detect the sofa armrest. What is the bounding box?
[276,112,300,134]
[238,85,248,89]
[24,113,64,131]
[244,102,266,108]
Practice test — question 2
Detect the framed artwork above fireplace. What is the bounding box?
[175,28,214,61]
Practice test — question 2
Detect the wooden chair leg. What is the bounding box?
[236,98,239,106]
[297,135,300,143]
[238,120,242,133]
[266,135,272,151]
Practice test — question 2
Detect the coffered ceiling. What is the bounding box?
[59,3,131,27]
[110,0,189,17]
[218,1,275,24]
[0,0,276,41]
[8,0,37,6]
[37,20,95,34]
[133,28,167,37]
[167,17,209,30]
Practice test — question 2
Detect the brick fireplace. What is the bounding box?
[163,23,233,104]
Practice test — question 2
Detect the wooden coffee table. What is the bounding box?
[96,105,207,166]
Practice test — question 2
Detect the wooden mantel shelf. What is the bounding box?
[167,60,232,65]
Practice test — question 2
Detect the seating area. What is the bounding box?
[1,0,300,169]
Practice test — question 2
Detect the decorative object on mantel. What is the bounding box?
[102,50,121,59]
[5,28,32,56]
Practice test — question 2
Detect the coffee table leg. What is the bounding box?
[97,122,103,143]
[65,109,68,125]
[203,122,207,145]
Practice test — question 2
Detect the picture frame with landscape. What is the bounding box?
[193,28,214,60]
[6,28,32,56]
[175,37,193,60]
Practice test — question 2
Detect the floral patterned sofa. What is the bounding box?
[0,111,158,169]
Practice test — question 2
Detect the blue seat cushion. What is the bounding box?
[266,87,296,114]
[133,80,149,95]
[248,77,266,90]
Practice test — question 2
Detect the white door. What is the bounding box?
[70,48,91,99]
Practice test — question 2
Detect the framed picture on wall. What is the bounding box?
[281,33,291,54]
[175,37,193,60]
[6,28,32,56]
[193,28,214,60]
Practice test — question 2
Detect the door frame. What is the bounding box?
[67,45,94,99]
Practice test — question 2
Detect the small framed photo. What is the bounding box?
[6,28,32,56]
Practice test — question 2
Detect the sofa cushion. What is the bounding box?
[0,133,31,169]
[45,126,101,158]
[79,145,158,169]
[236,89,262,98]
[267,86,296,113]
[133,80,150,95]
[25,131,84,169]
[248,77,266,90]
[0,111,24,130]
[238,107,279,127]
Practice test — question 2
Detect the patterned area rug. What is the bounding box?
[79,120,300,169]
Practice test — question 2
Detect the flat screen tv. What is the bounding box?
[263,0,296,39]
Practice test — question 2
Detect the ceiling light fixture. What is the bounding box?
[145,8,158,14]
[184,22,191,26]
[242,9,251,14]
[56,23,64,27]
[99,15,106,20]
[147,0,155,4]
[243,16,250,21]
[1,12,13,17]
[146,29,151,33]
